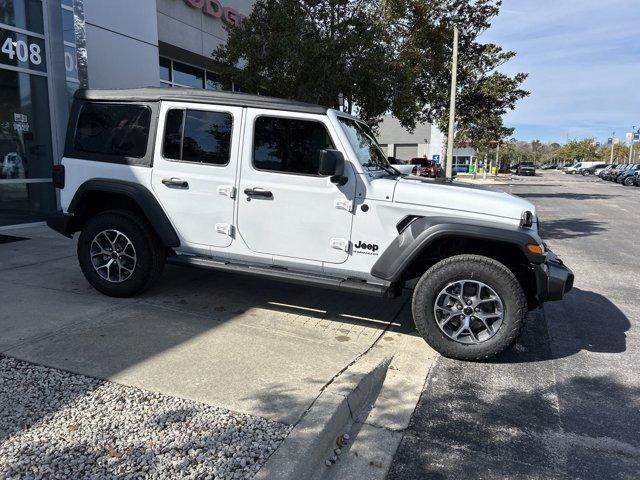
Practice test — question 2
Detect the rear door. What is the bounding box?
[152,101,242,249]
[236,109,356,264]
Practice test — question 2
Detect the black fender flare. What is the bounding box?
[67,179,180,247]
[371,216,545,282]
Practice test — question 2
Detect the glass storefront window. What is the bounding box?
[61,8,75,44]
[0,69,55,225]
[172,61,204,88]
[159,57,171,82]
[0,28,46,73]
[0,0,44,35]
[205,71,221,90]
[64,44,77,80]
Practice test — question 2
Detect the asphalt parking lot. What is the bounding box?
[389,170,640,480]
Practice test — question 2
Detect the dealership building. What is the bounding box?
[0,0,471,227]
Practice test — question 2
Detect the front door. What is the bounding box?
[237,109,355,264]
[152,102,243,249]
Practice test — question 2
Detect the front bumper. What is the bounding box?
[534,250,574,302]
[46,211,75,238]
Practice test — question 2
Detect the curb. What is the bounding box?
[255,355,393,480]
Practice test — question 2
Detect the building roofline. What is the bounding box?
[74,87,329,115]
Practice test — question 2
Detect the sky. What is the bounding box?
[479,0,640,143]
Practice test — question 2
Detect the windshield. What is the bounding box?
[337,117,393,171]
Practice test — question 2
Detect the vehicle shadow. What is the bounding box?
[489,288,629,364]
[538,217,607,239]
[515,192,618,200]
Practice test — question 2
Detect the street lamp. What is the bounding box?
[444,26,459,180]
[609,131,615,164]
[630,125,636,164]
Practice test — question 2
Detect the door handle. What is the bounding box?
[244,188,273,199]
[162,178,189,189]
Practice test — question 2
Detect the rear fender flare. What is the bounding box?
[67,179,180,248]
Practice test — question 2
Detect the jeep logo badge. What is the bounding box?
[354,241,379,253]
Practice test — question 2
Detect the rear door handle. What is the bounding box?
[244,188,273,199]
[162,178,189,189]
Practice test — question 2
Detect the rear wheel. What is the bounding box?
[78,210,165,297]
[412,255,527,361]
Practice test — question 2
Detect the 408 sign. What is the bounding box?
[0,30,45,72]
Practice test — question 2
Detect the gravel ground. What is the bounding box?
[0,356,292,479]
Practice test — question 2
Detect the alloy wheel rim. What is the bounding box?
[90,229,137,283]
[433,280,504,344]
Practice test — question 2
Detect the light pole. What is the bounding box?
[629,126,636,164]
[610,131,615,164]
[445,26,459,180]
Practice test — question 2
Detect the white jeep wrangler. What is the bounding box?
[48,88,573,361]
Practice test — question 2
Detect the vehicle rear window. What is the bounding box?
[74,103,151,158]
[253,116,334,175]
[162,109,233,166]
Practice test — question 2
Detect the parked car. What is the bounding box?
[564,162,582,174]
[634,170,640,187]
[598,164,616,179]
[516,162,536,176]
[593,165,611,176]
[617,164,640,185]
[540,163,557,170]
[603,164,625,181]
[580,163,608,176]
[410,158,439,178]
[46,87,573,361]
[610,164,631,182]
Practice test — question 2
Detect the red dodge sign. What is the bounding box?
[183,0,246,27]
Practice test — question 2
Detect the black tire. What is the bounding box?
[78,210,165,297]
[412,254,527,361]
[623,177,634,186]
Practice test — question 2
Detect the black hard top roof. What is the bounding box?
[74,87,329,115]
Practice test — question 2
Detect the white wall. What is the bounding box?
[83,0,160,88]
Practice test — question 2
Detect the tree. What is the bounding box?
[213,0,528,142]
[597,143,629,163]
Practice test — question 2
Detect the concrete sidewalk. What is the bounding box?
[0,224,422,426]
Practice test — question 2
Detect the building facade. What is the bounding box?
[0,0,254,226]
[0,0,473,227]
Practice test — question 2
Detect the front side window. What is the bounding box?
[253,117,334,175]
[162,109,233,166]
[74,103,151,158]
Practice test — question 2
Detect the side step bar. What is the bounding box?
[166,255,392,297]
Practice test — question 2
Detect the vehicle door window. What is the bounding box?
[253,116,334,175]
[74,103,151,158]
[162,109,233,166]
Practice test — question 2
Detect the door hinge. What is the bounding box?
[334,198,353,212]
[330,238,350,252]
[215,223,235,237]
[217,185,236,199]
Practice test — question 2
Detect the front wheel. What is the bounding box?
[623,177,635,186]
[412,255,527,361]
[78,210,165,297]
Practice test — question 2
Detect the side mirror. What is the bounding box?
[319,149,347,185]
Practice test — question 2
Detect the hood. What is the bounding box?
[393,176,535,221]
